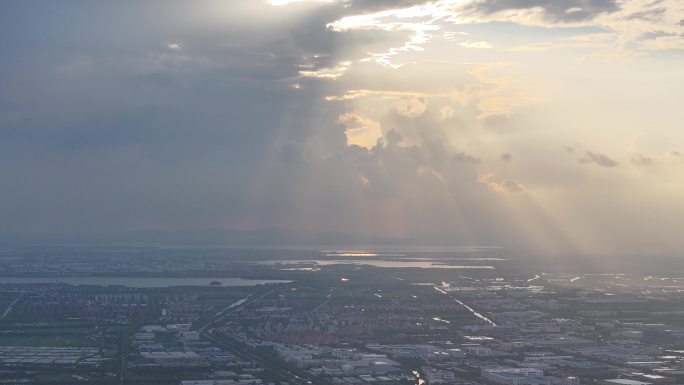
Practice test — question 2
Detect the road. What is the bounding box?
[434,285,497,326]
[202,329,319,385]
[119,332,128,383]
[197,287,321,385]
[0,291,24,320]
[212,295,251,318]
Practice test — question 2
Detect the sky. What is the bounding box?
[0,0,683,258]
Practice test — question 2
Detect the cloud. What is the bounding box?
[580,151,619,167]
[1,0,683,258]
[459,40,493,49]
[395,97,427,118]
[478,173,526,193]
[417,166,445,182]
[299,61,352,79]
[501,179,525,192]
[505,32,616,52]
[338,112,383,149]
[625,7,666,21]
[455,0,683,58]
[461,0,621,23]
[454,152,481,163]
[639,34,684,51]
[630,152,654,166]
[440,106,455,121]
[269,0,335,5]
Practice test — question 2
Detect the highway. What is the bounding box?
[0,291,24,320]
[196,288,322,385]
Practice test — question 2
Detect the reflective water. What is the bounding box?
[260,259,496,269]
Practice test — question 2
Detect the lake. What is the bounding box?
[259,259,496,269]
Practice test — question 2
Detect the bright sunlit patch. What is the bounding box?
[167,43,181,50]
[325,89,443,102]
[328,2,453,32]
[478,172,526,193]
[505,33,616,52]
[459,40,492,49]
[470,65,546,118]
[325,252,379,257]
[338,112,382,149]
[299,61,351,80]
[326,1,463,67]
[464,335,494,341]
[417,166,445,183]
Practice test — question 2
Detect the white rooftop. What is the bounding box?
[605,379,652,385]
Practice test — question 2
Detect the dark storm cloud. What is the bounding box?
[463,0,621,22]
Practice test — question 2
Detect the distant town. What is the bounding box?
[0,245,681,385]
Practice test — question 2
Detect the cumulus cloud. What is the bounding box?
[440,106,455,121]
[478,173,526,193]
[395,97,427,118]
[338,112,383,149]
